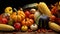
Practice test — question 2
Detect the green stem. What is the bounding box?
[14,8,18,15]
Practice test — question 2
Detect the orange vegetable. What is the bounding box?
[21,18,34,26]
[10,10,25,22]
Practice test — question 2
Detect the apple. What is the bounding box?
[0,16,2,23]
[21,25,28,32]
[30,24,38,30]
[25,11,30,17]
[0,15,2,20]
[1,17,8,24]
[14,23,21,30]
[1,13,10,20]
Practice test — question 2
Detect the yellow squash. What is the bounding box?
[38,2,52,17]
[10,10,25,22]
[5,7,13,14]
[0,24,15,31]
[49,21,60,32]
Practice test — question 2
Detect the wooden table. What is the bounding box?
[0,31,59,34]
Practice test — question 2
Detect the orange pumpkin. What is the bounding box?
[17,10,25,19]
[10,13,21,22]
[10,10,25,22]
[21,18,34,26]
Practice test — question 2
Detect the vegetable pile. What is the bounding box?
[0,2,60,32]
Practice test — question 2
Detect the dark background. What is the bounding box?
[0,0,59,14]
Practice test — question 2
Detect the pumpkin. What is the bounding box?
[10,14,22,22]
[21,18,34,26]
[30,24,38,30]
[21,25,28,32]
[10,10,25,22]
[5,7,13,14]
[30,9,36,14]
[17,10,25,20]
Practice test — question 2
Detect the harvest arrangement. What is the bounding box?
[0,2,60,33]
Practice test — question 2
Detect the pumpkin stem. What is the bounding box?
[20,8,23,11]
[14,8,18,15]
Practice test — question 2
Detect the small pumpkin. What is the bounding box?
[17,10,25,20]
[30,9,36,14]
[21,25,28,32]
[30,24,38,30]
[10,13,22,22]
[21,18,34,26]
[10,9,25,22]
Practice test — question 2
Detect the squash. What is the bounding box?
[30,24,38,30]
[17,10,25,20]
[38,2,52,17]
[10,14,22,22]
[10,8,25,22]
[5,7,13,14]
[21,18,34,26]
[49,21,60,32]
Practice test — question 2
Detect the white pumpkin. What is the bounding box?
[30,24,38,30]
[30,9,36,14]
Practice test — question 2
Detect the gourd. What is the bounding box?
[10,8,25,22]
[21,18,34,26]
[5,7,13,14]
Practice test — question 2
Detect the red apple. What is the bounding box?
[0,15,2,20]
[0,15,2,23]
[25,11,30,17]
[1,13,10,20]
[14,23,21,30]
[0,17,8,24]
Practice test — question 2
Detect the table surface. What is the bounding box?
[0,32,59,34]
